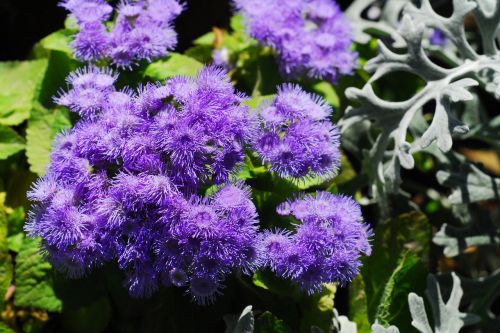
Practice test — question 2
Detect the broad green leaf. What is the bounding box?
[14,238,62,312]
[64,17,79,31]
[61,297,111,333]
[0,125,25,160]
[184,44,214,63]
[0,201,13,312]
[144,53,203,81]
[26,104,71,176]
[349,275,370,333]
[230,15,245,33]
[5,205,26,253]
[37,51,76,105]
[375,251,427,329]
[37,30,73,55]
[7,232,24,253]
[193,32,215,46]
[6,206,24,237]
[351,212,430,332]
[0,60,48,126]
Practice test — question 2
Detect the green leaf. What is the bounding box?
[37,51,76,105]
[14,238,62,312]
[61,297,111,333]
[37,30,74,56]
[0,60,48,126]
[7,233,24,253]
[0,125,25,160]
[243,95,274,109]
[0,322,15,333]
[291,176,326,190]
[26,104,71,176]
[6,206,25,236]
[0,201,13,312]
[351,212,430,332]
[349,275,370,333]
[193,32,215,46]
[375,251,427,329]
[252,270,299,298]
[312,82,340,109]
[144,53,203,81]
[255,312,285,333]
[230,15,245,33]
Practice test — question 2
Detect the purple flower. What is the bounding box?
[62,0,184,67]
[255,84,340,179]
[261,192,372,292]
[54,66,118,119]
[234,0,357,82]
[430,28,446,46]
[28,66,260,302]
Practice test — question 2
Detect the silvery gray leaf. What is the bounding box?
[346,0,408,47]
[436,163,500,204]
[433,219,500,257]
[371,323,400,333]
[409,273,480,333]
[342,0,500,198]
[224,305,254,333]
[331,308,358,333]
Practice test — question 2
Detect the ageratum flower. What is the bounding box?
[430,28,446,46]
[61,0,183,67]
[234,0,357,82]
[27,66,260,303]
[261,192,372,292]
[255,84,340,179]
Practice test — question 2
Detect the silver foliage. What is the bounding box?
[433,219,500,257]
[437,163,500,204]
[409,272,480,333]
[224,305,254,333]
[345,0,408,47]
[342,0,500,198]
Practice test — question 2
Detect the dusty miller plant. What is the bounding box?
[341,0,500,200]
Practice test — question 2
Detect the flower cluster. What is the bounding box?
[254,84,341,179]
[234,0,357,82]
[27,66,259,303]
[27,65,368,303]
[260,192,372,292]
[61,0,183,67]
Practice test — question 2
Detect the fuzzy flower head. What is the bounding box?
[234,0,357,82]
[262,191,372,292]
[28,66,260,303]
[255,84,340,179]
[61,0,184,67]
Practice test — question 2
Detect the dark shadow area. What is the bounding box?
[0,0,357,61]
